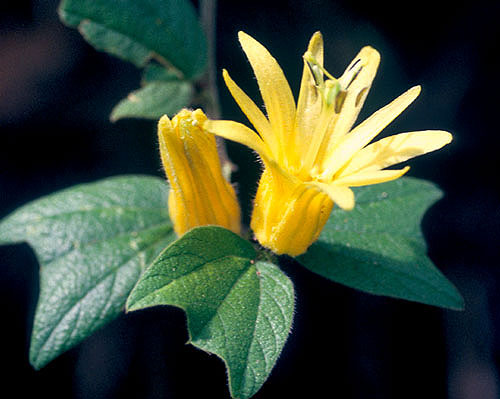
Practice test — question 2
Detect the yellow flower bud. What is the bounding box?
[158,109,241,236]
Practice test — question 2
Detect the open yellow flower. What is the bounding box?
[204,32,452,256]
[158,109,241,236]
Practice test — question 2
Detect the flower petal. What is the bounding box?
[322,46,381,152]
[339,130,453,176]
[238,31,296,164]
[158,115,197,206]
[222,69,277,156]
[294,32,324,157]
[204,119,272,161]
[159,115,203,229]
[311,182,355,210]
[334,166,410,187]
[321,86,421,180]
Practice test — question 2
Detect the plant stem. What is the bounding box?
[200,0,236,174]
[200,0,220,119]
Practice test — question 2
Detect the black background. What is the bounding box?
[1,0,499,398]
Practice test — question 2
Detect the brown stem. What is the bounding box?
[199,0,237,174]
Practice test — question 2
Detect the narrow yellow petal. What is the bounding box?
[334,166,410,187]
[159,115,203,231]
[339,130,453,176]
[323,46,381,152]
[204,119,272,162]
[294,32,324,158]
[159,115,197,208]
[238,31,296,164]
[222,69,277,156]
[321,86,421,180]
[311,182,355,210]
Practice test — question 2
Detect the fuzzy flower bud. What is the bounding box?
[158,109,241,236]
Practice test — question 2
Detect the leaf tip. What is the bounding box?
[109,106,125,123]
[29,359,43,371]
[448,292,465,311]
[124,296,140,313]
[28,345,45,371]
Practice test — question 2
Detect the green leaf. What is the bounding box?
[59,0,207,78]
[142,63,180,83]
[127,226,294,399]
[297,177,464,310]
[110,80,193,121]
[78,20,152,67]
[0,175,176,369]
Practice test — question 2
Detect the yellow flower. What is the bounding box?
[204,32,452,256]
[158,109,241,236]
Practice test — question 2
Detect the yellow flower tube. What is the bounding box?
[205,32,452,256]
[158,109,241,236]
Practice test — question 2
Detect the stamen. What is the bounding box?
[305,58,323,87]
[304,51,335,83]
[324,80,341,107]
[303,52,348,114]
[335,90,347,113]
[355,87,368,106]
[345,65,364,89]
[348,58,361,72]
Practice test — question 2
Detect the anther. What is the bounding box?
[304,51,324,87]
[324,80,341,107]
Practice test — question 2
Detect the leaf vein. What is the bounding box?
[34,231,169,363]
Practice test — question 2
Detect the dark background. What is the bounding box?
[1,0,499,398]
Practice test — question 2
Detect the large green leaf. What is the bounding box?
[0,175,176,369]
[110,80,193,121]
[298,177,463,310]
[59,0,207,78]
[127,226,294,399]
